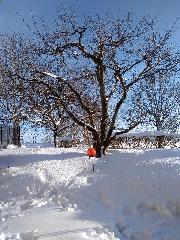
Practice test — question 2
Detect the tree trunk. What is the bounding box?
[53,131,57,147]
[156,136,163,148]
[94,143,109,158]
[95,142,102,158]
[12,122,21,146]
[102,145,108,155]
[92,133,102,158]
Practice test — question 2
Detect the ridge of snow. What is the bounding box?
[43,72,57,78]
[115,130,180,138]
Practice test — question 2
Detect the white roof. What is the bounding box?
[116,130,180,139]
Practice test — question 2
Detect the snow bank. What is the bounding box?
[0,147,180,239]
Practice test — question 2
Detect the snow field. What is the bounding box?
[0,147,180,239]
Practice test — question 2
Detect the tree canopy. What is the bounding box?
[0,11,180,156]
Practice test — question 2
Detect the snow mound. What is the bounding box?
[6,145,18,149]
[0,147,180,239]
[83,226,116,240]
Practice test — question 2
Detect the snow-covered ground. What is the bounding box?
[0,146,180,240]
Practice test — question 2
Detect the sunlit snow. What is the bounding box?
[0,147,180,239]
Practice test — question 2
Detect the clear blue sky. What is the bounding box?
[0,0,179,51]
[0,0,180,41]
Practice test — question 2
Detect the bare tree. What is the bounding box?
[26,11,180,157]
[0,36,25,145]
[131,75,180,147]
[0,34,78,147]
[0,34,38,145]
[27,86,73,147]
[3,12,180,156]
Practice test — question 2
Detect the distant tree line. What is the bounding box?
[0,10,179,156]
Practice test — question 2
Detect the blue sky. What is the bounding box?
[0,0,180,45]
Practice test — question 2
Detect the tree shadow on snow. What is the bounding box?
[0,151,86,168]
[38,227,90,238]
